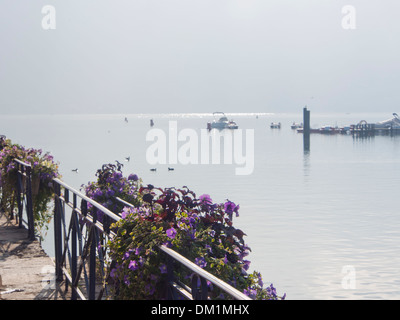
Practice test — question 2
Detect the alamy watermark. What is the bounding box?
[146,121,254,175]
[41,265,56,290]
[39,5,357,31]
[41,5,56,30]
[40,5,356,31]
[341,5,356,30]
[341,265,356,289]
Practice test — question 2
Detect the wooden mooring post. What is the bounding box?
[303,107,310,151]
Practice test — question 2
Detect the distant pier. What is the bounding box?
[297,120,400,136]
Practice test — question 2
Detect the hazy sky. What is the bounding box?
[1,0,399,114]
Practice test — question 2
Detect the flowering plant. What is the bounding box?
[83,163,141,222]
[0,137,60,240]
[84,164,285,300]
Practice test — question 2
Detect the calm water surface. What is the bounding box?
[1,112,400,299]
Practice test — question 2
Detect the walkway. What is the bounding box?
[0,214,67,300]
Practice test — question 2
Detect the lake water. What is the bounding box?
[1,112,400,300]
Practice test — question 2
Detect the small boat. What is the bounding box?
[297,125,345,134]
[270,122,281,129]
[291,122,303,130]
[227,120,239,129]
[208,112,238,130]
[320,125,334,133]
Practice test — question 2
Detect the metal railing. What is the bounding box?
[9,161,251,300]
[14,159,35,240]
[52,178,122,300]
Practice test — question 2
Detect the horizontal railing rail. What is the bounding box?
[160,245,251,300]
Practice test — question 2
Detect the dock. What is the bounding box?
[297,113,400,136]
[0,214,67,300]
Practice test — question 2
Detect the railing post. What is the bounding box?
[53,182,63,281]
[15,163,23,227]
[71,193,78,300]
[166,255,175,300]
[89,227,97,300]
[25,166,35,241]
[191,274,208,300]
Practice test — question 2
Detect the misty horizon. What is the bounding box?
[1,1,399,115]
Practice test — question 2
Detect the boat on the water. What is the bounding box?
[297,125,346,134]
[270,122,281,129]
[208,112,238,130]
[291,122,302,130]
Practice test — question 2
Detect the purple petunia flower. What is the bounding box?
[124,275,130,286]
[123,250,133,260]
[199,194,212,205]
[128,174,139,181]
[224,201,236,214]
[110,268,117,279]
[159,264,167,274]
[188,230,196,240]
[239,249,250,260]
[266,283,279,299]
[189,216,197,226]
[162,241,172,248]
[224,200,240,220]
[128,260,139,271]
[243,288,257,299]
[114,172,122,180]
[94,188,103,198]
[195,257,207,268]
[242,260,251,271]
[166,227,177,239]
[258,276,264,288]
[121,207,130,219]
[106,189,115,197]
[234,204,240,217]
[145,284,155,295]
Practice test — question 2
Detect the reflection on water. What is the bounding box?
[1,112,400,299]
[303,149,310,178]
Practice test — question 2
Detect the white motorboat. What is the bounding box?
[208,112,238,130]
[270,122,281,129]
[291,122,303,130]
